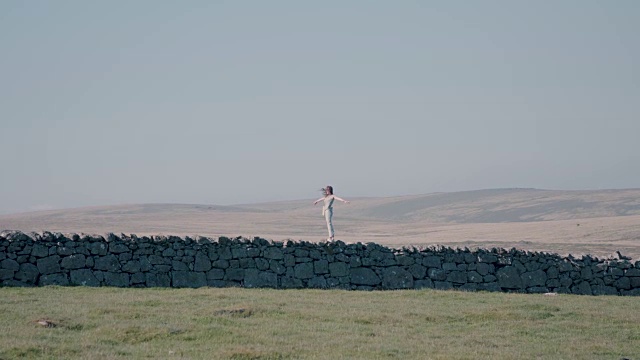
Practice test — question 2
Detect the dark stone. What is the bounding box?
[327,277,341,288]
[476,263,491,276]
[314,260,329,274]
[497,266,523,289]
[0,269,14,280]
[580,267,593,280]
[70,269,100,286]
[218,247,233,260]
[434,281,453,290]
[294,249,309,258]
[131,272,146,284]
[172,260,190,271]
[415,279,434,289]
[264,247,284,260]
[15,263,39,283]
[212,259,230,269]
[524,261,540,272]
[546,279,561,288]
[1,259,20,271]
[560,276,574,287]
[122,260,141,273]
[56,246,75,256]
[2,279,32,287]
[244,269,277,288]
[309,250,322,260]
[231,247,248,259]
[239,258,256,269]
[224,268,245,281]
[308,276,328,289]
[484,274,497,282]
[61,254,86,269]
[446,271,467,284]
[39,273,69,286]
[408,264,426,279]
[591,285,618,295]
[428,268,447,281]
[157,273,171,287]
[255,258,269,271]
[37,256,61,274]
[283,254,296,267]
[162,248,176,257]
[269,260,286,275]
[605,267,624,277]
[572,281,592,295]
[396,256,415,266]
[350,267,380,286]
[94,255,120,272]
[442,262,457,271]
[477,253,498,263]
[294,263,314,279]
[546,266,559,279]
[614,277,631,290]
[281,276,303,289]
[194,252,212,272]
[172,271,206,288]
[109,243,130,254]
[329,262,349,277]
[467,271,483,283]
[625,268,640,277]
[118,252,132,261]
[622,288,640,296]
[31,244,50,258]
[246,247,260,258]
[521,270,547,288]
[104,272,129,287]
[88,242,108,255]
[207,268,225,280]
[349,256,362,268]
[422,256,442,268]
[382,267,414,289]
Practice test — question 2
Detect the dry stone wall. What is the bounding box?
[1,231,639,295]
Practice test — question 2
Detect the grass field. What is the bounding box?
[0,287,639,359]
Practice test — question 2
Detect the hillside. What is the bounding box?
[2,188,640,259]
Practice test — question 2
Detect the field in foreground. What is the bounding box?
[0,288,639,359]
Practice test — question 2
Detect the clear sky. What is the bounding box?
[1,1,639,214]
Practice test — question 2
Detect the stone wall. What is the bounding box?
[1,231,639,295]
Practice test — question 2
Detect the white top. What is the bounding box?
[322,195,336,215]
[314,193,349,214]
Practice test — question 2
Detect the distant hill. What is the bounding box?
[2,188,640,227]
[341,188,640,223]
[3,188,640,259]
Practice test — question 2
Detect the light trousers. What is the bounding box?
[324,208,334,238]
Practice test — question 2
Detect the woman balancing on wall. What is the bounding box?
[314,185,350,242]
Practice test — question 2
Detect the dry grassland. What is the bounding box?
[2,189,639,259]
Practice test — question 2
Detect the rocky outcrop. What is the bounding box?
[1,230,639,295]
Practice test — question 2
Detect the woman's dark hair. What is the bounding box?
[322,186,334,196]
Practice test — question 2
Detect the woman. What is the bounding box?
[313,185,349,242]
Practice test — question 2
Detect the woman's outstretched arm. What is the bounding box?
[313,197,325,205]
[333,196,350,204]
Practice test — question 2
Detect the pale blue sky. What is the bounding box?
[1,1,639,214]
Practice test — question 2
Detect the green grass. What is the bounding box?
[0,287,638,359]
